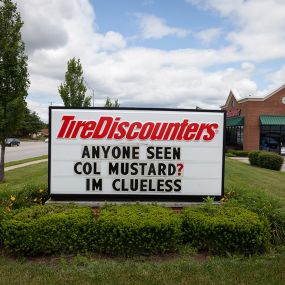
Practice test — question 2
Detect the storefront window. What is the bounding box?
[226,126,243,150]
[260,125,285,155]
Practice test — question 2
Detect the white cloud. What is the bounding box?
[267,65,285,88]
[12,0,284,122]
[137,14,189,39]
[187,0,285,61]
[196,28,221,44]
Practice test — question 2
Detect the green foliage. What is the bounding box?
[104,97,120,107]
[225,152,236,157]
[2,204,94,255]
[258,151,284,170]
[223,185,285,244]
[227,150,249,157]
[249,151,284,170]
[0,0,30,180]
[249,151,261,166]
[93,204,181,256]
[0,183,49,211]
[17,107,45,136]
[58,58,91,107]
[181,205,270,254]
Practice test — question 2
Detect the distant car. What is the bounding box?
[5,138,20,147]
[45,138,49,143]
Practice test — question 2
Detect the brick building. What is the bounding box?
[221,84,285,155]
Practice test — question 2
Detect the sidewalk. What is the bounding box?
[229,157,285,172]
[5,159,48,172]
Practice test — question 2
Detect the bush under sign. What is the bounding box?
[48,107,225,202]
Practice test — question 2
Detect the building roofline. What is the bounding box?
[222,83,285,107]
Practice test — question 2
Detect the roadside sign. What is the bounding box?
[49,107,225,202]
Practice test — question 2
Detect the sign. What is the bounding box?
[226,109,241,118]
[49,107,225,202]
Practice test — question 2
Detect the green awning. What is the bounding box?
[226,117,244,127]
[260,115,285,125]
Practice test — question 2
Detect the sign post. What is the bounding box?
[49,107,225,202]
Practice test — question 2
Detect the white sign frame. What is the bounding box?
[48,107,225,202]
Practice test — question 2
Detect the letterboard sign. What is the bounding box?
[49,107,225,202]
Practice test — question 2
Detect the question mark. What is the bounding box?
[177,163,184,176]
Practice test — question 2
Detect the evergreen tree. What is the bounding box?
[0,0,29,181]
[105,97,120,108]
[58,58,91,107]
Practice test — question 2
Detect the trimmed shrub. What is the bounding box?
[93,204,181,256]
[2,204,94,256]
[258,152,284,171]
[225,153,236,157]
[224,185,285,245]
[227,150,249,157]
[181,205,270,254]
[249,151,284,170]
[249,151,261,166]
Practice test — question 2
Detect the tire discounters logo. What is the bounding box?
[49,108,225,202]
[57,115,219,141]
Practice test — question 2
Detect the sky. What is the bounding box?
[14,0,285,122]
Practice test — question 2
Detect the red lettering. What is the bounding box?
[126,122,142,139]
[139,122,155,140]
[80,121,96,139]
[56,115,220,141]
[71,121,86,138]
[57,115,75,138]
[114,121,129,139]
[150,123,168,140]
[203,123,218,141]
[92,116,113,139]
[183,123,199,140]
[163,123,181,140]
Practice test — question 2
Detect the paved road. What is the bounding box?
[5,141,48,162]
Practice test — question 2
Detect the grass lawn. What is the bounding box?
[0,251,285,285]
[0,159,285,284]
[5,155,48,168]
[225,158,285,202]
[0,162,48,196]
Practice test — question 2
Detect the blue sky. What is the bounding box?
[15,0,285,121]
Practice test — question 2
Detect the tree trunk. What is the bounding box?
[0,142,5,182]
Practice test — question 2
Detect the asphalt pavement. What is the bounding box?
[5,141,48,162]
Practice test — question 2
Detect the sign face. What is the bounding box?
[226,109,241,118]
[49,107,225,202]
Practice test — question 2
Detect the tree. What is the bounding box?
[17,107,45,137]
[58,58,91,107]
[0,0,29,181]
[105,97,120,108]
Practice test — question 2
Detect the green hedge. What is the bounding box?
[224,185,285,245]
[0,203,274,256]
[92,204,181,256]
[249,151,261,166]
[2,204,94,255]
[181,206,270,254]
[227,150,249,157]
[249,151,284,170]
